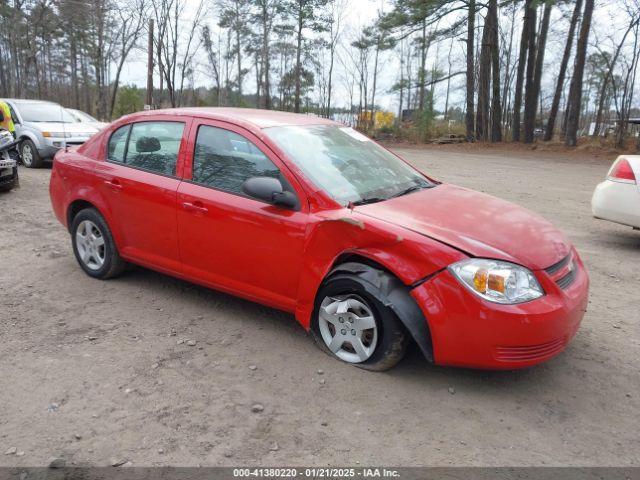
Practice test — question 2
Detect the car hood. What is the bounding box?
[24,122,98,134]
[354,184,570,270]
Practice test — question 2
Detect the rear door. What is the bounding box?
[176,119,308,311]
[94,118,190,274]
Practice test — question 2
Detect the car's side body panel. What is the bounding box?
[175,117,309,311]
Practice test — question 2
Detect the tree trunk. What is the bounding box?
[522,1,539,143]
[262,2,271,109]
[512,0,534,142]
[565,0,595,147]
[417,19,429,112]
[0,50,6,97]
[489,0,502,142]
[398,42,404,121]
[544,0,582,141]
[236,27,242,102]
[327,44,335,118]
[444,37,453,121]
[476,9,492,141]
[465,0,475,141]
[501,5,517,131]
[524,0,550,143]
[370,38,380,131]
[293,6,303,113]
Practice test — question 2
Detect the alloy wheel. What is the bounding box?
[75,220,106,271]
[318,295,378,363]
[21,144,33,167]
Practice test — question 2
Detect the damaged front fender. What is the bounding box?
[294,209,466,360]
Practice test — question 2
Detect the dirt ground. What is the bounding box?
[0,144,638,467]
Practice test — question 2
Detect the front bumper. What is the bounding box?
[411,250,589,369]
[38,145,61,159]
[0,158,18,188]
[592,180,640,229]
[39,138,88,159]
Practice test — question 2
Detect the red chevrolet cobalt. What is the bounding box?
[50,108,589,370]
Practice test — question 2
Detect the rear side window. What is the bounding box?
[107,121,185,177]
[108,125,130,163]
[192,125,280,193]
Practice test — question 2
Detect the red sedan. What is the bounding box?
[49,108,589,370]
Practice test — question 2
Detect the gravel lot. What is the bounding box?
[0,145,638,467]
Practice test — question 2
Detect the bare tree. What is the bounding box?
[565,0,595,147]
[544,0,583,141]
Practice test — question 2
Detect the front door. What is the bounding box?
[177,120,308,311]
[94,119,188,274]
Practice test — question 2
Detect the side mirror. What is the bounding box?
[242,176,298,209]
[0,111,4,122]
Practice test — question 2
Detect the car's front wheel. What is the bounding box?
[311,268,408,371]
[21,139,43,168]
[71,208,127,279]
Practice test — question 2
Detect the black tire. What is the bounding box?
[0,180,18,192]
[0,179,17,192]
[0,167,18,192]
[21,139,43,168]
[70,208,127,279]
[311,266,408,371]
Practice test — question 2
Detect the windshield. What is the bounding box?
[264,125,433,205]
[69,109,99,123]
[17,103,75,123]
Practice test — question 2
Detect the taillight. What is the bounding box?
[608,158,636,184]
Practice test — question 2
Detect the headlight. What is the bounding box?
[43,132,71,138]
[449,259,544,304]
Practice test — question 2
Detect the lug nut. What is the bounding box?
[340,329,347,335]
[351,329,356,335]
[339,317,344,323]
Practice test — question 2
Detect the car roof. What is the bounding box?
[1,98,61,107]
[125,107,339,129]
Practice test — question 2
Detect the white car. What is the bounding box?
[66,108,109,131]
[592,155,640,229]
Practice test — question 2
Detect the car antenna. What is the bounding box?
[60,105,68,153]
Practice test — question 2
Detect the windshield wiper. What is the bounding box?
[350,196,387,207]
[389,184,430,199]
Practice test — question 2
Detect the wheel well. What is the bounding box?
[67,200,96,231]
[325,255,434,362]
[329,253,396,279]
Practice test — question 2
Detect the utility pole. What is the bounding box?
[145,18,154,110]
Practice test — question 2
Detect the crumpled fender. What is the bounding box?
[326,261,434,361]
[294,209,466,348]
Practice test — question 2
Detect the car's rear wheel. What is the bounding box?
[311,269,408,371]
[21,139,43,168]
[71,208,126,279]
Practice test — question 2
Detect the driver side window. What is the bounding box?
[192,125,281,194]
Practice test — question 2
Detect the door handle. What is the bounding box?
[104,179,123,191]
[182,201,208,215]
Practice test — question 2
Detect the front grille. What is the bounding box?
[556,267,577,289]
[495,337,566,362]
[545,254,571,275]
[545,253,577,290]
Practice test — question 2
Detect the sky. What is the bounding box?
[118,0,634,114]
